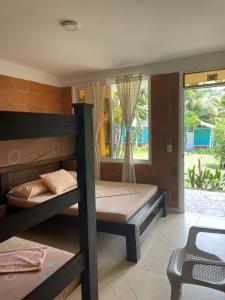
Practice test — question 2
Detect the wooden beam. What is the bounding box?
[0,111,79,140]
[24,252,85,300]
[0,155,75,174]
[74,103,98,300]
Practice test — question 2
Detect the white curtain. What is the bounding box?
[87,81,106,180]
[116,74,142,183]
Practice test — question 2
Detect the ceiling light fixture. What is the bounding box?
[60,20,81,31]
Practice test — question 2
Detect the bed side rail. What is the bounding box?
[24,252,85,300]
[0,188,81,243]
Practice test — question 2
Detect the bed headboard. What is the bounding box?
[0,156,75,200]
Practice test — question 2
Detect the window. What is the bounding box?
[101,78,150,162]
[77,78,150,162]
[184,69,225,88]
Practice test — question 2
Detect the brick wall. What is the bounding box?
[101,72,180,208]
[0,75,72,114]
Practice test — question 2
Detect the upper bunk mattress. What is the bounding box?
[8,181,158,223]
[0,237,79,300]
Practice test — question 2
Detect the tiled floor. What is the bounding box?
[21,213,225,300]
[185,188,225,217]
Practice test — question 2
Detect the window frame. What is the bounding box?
[101,76,152,165]
[183,68,225,89]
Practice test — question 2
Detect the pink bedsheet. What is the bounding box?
[0,237,79,300]
[0,247,47,274]
[96,185,139,198]
[8,180,158,223]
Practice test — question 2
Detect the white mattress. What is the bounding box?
[8,180,158,223]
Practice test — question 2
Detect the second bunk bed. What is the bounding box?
[0,103,98,300]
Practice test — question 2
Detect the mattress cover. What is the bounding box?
[8,180,158,223]
[0,237,79,300]
[0,136,74,168]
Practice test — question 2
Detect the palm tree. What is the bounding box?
[112,88,148,158]
[184,87,225,150]
[185,87,225,122]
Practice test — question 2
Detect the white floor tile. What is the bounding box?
[24,213,225,300]
[197,214,225,228]
[183,284,225,300]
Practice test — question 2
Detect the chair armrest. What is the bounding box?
[182,259,225,278]
[186,226,225,250]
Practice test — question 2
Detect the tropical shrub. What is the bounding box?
[187,159,225,191]
[207,169,225,191]
[214,119,225,169]
[187,166,196,188]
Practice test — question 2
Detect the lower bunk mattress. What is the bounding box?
[0,237,79,300]
[8,180,158,223]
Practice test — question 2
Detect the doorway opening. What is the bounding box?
[183,70,225,217]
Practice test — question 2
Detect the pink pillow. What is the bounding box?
[8,179,49,200]
[40,169,77,194]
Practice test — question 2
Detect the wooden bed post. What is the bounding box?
[0,173,9,203]
[73,104,98,300]
[125,224,141,263]
[160,193,168,217]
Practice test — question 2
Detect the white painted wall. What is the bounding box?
[186,132,194,151]
[2,50,225,88]
[0,59,61,87]
[62,50,225,85]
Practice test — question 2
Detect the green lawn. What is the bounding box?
[133,146,148,160]
[133,149,221,169]
[185,153,220,173]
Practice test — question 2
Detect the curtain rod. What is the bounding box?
[71,71,154,87]
[106,71,153,83]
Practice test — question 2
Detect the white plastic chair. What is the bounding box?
[167,226,225,300]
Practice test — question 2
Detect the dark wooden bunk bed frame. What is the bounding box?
[2,159,168,264]
[0,105,168,266]
[0,104,98,300]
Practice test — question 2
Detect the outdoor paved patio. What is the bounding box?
[185,188,225,217]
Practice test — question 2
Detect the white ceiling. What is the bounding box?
[0,0,225,79]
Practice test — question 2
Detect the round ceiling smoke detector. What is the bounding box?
[60,20,81,31]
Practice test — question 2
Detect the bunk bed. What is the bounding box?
[4,178,167,265]
[0,104,98,300]
[5,169,167,263]
[1,104,168,264]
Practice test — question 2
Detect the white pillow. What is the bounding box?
[68,171,77,179]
